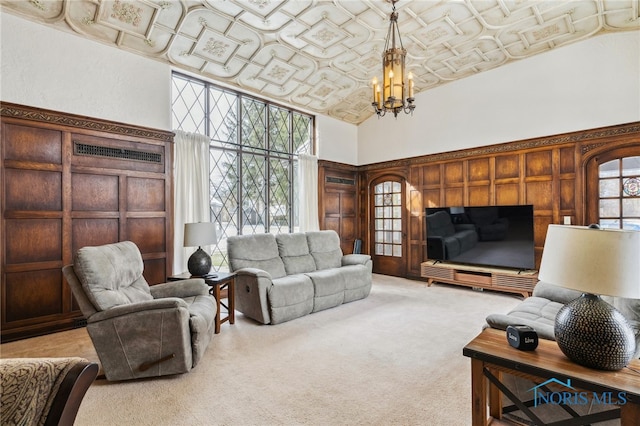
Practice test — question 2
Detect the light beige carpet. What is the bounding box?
[73,274,521,426]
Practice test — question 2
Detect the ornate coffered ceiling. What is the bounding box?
[3,0,639,124]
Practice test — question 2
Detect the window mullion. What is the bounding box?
[265,104,271,234]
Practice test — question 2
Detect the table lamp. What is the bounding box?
[184,222,217,277]
[538,224,640,370]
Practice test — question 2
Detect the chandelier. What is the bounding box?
[371,0,415,118]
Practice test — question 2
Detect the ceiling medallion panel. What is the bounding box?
[3,0,639,125]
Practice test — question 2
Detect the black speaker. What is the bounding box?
[506,325,538,351]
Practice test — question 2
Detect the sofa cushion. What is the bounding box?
[305,269,345,312]
[485,296,563,340]
[74,241,152,311]
[269,275,314,324]
[340,264,373,303]
[227,234,287,279]
[276,233,317,275]
[306,230,343,270]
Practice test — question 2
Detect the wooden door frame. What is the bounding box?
[367,172,408,276]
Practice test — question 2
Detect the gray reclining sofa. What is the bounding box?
[227,230,373,324]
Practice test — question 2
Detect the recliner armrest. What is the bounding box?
[342,254,371,266]
[87,297,189,322]
[150,279,208,299]
[236,267,272,280]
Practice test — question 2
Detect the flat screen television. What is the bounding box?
[425,205,535,270]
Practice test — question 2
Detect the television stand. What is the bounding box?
[420,260,537,297]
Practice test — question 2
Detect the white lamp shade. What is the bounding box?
[538,225,640,298]
[183,222,217,247]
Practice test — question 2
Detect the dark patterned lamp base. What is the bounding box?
[554,293,636,371]
[187,247,212,277]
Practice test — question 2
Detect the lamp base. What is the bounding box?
[187,247,212,277]
[554,293,636,371]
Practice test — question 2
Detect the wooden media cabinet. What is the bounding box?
[420,260,537,297]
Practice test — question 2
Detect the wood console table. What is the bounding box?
[463,328,640,426]
[421,260,537,297]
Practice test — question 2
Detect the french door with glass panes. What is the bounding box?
[370,177,406,276]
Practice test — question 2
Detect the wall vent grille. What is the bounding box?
[74,142,162,163]
[326,176,355,185]
[73,318,87,328]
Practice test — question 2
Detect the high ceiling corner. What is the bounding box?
[4,0,639,124]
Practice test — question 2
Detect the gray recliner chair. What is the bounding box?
[62,241,216,381]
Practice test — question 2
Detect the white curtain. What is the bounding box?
[173,130,211,274]
[298,153,320,232]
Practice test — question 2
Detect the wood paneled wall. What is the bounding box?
[319,121,640,279]
[318,162,359,255]
[1,103,174,342]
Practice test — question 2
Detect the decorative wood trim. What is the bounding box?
[318,159,358,171]
[359,121,640,171]
[0,102,174,143]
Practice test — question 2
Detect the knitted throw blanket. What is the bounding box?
[0,357,87,426]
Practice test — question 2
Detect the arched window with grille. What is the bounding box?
[597,156,640,230]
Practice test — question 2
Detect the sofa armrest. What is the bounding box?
[236,267,272,280]
[150,279,208,299]
[234,268,273,324]
[454,223,476,232]
[87,298,189,323]
[342,254,371,266]
[532,281,582,304]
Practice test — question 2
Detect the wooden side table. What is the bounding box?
[168,272,236,334]
[463,328,640,426]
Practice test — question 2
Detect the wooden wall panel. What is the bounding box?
[1,103,174,342]
[349,121,640,279]
[4,124,61,164]
[5,170,62,211]
[495,154,520,179]
[5,270,62,322]
[318,162,359,254]
[444,162,464,184]
[495,184,520,205]
[468,158,490,182]
[526,181,553,211]
[128,218,166,253]
[525,151,553,176]
[143,259,167,285]
[559,146,576,174]
[324,193,340,215]
[444,187,464,206]
[72,173,119,211]
[127,177,165,212]
[560,179,576,212]
[71,219,119,253]
[423,164,440,185]
[5,219,62,264]
[423,188,441,208]
[468,186,490,206]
